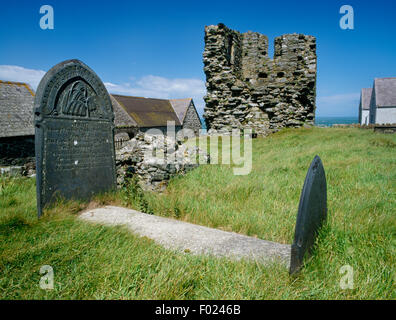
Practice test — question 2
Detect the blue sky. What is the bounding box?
[1,0,395,117]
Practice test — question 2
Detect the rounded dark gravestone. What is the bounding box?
[34,59,116,217]
[289,155,327,275]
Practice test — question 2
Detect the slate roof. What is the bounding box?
[373,78,396,107]
[360,88,372,110]
[110,95,138,128]
[111,95,181,128]
[0,80,35,138]
[169,98,193,123]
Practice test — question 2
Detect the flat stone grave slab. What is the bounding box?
[79,206,291,267]
[78,156,326,273]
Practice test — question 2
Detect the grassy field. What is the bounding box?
[0,127,395,299]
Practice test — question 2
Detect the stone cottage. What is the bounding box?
[169,98,202,136]
[111,95,201,137]
[111,95,139,140]
[0,80,35,167]
[203,23,317,136]
[358,88,372,125]
[369,78,396,125]
[111,95,182,135]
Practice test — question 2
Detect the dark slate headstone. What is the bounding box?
[289,155,327,275]
[34,59,116,217]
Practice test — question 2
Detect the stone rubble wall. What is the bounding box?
[116,133,209,191]
[0,132,208,187]
[1,132,209,187]
[203,23,317,136]
[0,136,35,167]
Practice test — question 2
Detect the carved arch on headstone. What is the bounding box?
[34,59,114,124]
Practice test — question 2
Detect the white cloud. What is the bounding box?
[0,65,46,90]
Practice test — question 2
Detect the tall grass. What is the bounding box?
[0,127,394,299]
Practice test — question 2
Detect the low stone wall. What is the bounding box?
[374,124,396,134]
[0,135,35,166]
[0,133,209,188]
[114,127,139,139]
[116,133,209,191]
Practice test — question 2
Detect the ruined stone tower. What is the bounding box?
[203,23,317,135]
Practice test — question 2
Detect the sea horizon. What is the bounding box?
[199,116,358,130]
[315,116,358,127]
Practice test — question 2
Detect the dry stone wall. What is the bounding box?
[116,133,209,191]
[0,136,35,166]
[203,23,317,136]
